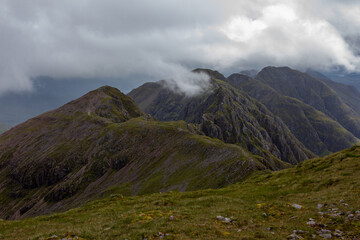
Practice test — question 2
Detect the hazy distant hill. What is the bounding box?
[324,71,360,91]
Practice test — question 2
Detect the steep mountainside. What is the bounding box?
[306,70,360,114]
[0,86,275,220]
[2,145,359,239]
[256,67,360,138]
[228,74,359,155]
[129,70,315,165]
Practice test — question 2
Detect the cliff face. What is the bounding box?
[129,69,315,165]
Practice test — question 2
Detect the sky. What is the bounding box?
[1,0,360,95]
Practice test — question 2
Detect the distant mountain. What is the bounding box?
[228,74,359,155]
[129,69,315,165]
[256,67,360,139]
[323,71,360,91]
[0,86,275,219]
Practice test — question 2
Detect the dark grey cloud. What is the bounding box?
[0,0,360,95]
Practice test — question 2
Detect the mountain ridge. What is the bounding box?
[256,66,360,139]
[129,70,315,164]
[0,85,278,220]
[227,73,360,155]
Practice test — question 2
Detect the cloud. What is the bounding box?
[161,71,210,96]
[0,0,360,95]
[218,2,360,72]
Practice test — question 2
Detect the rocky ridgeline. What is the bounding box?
[289,200,360,239]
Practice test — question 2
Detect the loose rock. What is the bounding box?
[318,233,332,239]
[292,204,303,210]
[289,233,303,239]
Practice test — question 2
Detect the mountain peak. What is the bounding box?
[51,85,144,123]
[192,68,226,81]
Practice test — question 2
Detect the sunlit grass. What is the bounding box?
[0,146,359,239]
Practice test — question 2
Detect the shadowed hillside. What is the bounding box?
[227,74,360,155]
[256,67,360,139]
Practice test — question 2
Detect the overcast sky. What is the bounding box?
[1,0,360,95]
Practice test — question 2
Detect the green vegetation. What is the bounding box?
[1,145,359,239]
[0,86,272,219]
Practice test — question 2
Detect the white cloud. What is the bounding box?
[221,17,266,42]
[218,2,360,72]
[0,0,359,95]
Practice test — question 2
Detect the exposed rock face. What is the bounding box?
[129,69,315,165]
[0,86,274,220]
[228,75,360,155]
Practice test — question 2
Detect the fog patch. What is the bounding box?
[161,70,210,97]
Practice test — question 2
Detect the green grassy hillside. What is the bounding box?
[1,145,359,239]
[0,86,277,220]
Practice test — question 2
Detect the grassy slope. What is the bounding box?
[1,146,359,239]
[0,86,276,220]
